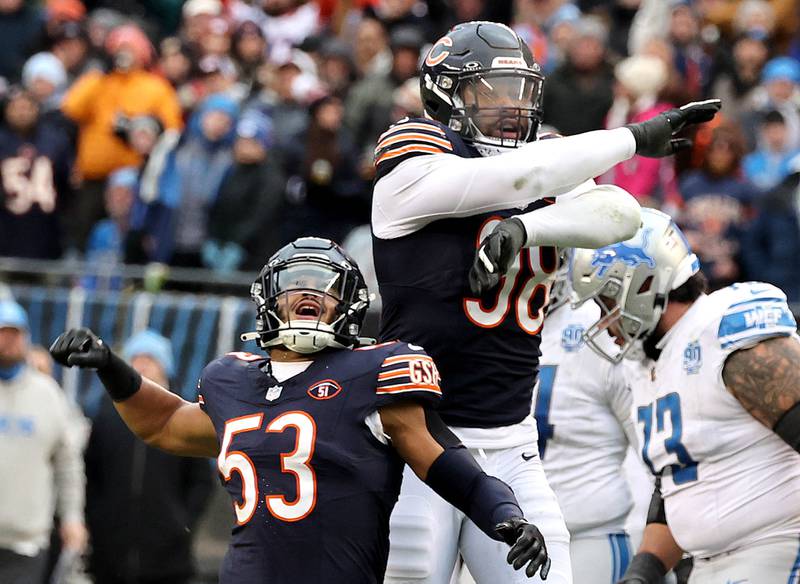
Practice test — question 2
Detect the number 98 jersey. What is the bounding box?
[625,282,800,558]
[372,118,558,429]
[197,342,441,584]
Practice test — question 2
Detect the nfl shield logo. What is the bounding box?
[683,341,702,374]
[266,385,283,401]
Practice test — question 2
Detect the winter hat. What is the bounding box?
[122,329,175,378]
[22,52,67,90]
[236,112,273,150]
[615,54,668,98]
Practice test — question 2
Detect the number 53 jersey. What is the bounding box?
[624,282,800,559]
[197,342,441,584]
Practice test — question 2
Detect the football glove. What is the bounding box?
[469,217,527,295]
[495,517,551,579]
[625,99,722,158]
[50,328,110,369]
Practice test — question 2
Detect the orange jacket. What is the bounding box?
[62,69,183,180]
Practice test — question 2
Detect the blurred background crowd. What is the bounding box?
[1,0,800,582]
[0,0,799,299]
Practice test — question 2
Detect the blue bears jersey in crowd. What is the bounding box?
[198,341,441,583]
[372,117,557,428]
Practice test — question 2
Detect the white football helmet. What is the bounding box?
[569,209,699,363]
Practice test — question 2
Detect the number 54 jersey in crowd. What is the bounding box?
[624,282,800,559]
[197,341,441,584]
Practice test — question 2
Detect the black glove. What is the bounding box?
[50,328,142,401]
[469,217,527,295]
[50,328,110,368]
[495,517,551,579]
[625,99,722,157]
[616,552,667,583]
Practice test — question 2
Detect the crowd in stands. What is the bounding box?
[0,0,799,300]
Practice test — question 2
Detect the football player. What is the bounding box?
[569,210,800,583]
[536,258,641,583]
[372,20,721,584]
[49,238,551,584]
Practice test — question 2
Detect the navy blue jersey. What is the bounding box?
[372,117,558,428]
[198,341,440,584]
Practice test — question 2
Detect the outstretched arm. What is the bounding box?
[379,401,551,579]
[50,328,218,458]
[722,335,800,452]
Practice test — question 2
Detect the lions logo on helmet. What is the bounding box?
[419,21,545,157]
[242,237,370,354]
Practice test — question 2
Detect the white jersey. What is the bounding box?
[625,282,800,558]
[537,300,638,535]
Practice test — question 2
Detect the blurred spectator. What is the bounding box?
[83,166,138,289]
[366,0,436,41]
[743,109,800,190]
[513,0,581,72]
[0,87,74,259]
[22,52,68,113]
[740,56,800,151]
[49,20,95,85]
[0,300,88,584]
[743,163,800,301]
[678,122,756,290]
[604,54,677,206]
[193,54,244,105]
[285,95,368,244]
[542,16,615,135]
[0,0,44,82]
[61,23,182,250]
[158,36,194,89]
[708,33,770,123]
[84,7,126,60]
[198,16,232,58]
[232,19,268,97]
[205,111,287,271]
[318,38,357,99]
[135,93,238,267]
[249,0,322,63]
[667,1,711,100]
[180,0,223,51]
[390,75,423,122]
[84,329,213,584]
[27,343,55,377]
[704,0,798,53]
[345,25,423,159]
[352,16,391,79]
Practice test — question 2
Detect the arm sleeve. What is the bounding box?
[515,182,642,248]
[372,127,637,239]
[53,397,88,524]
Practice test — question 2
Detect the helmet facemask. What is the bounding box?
[250,258,368,354]
[449,69,544,156]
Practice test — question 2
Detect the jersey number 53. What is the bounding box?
[464,217,557,335]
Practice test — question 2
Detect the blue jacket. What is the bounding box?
[742,172,800,302]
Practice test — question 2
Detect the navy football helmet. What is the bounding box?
[244,237,370,354]
[420,21,544,156]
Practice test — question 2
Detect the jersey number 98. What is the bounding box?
[464,217,557,334]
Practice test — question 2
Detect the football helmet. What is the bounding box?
[569,209,699,363]
[243,237,370,354]
[420,21,544,157]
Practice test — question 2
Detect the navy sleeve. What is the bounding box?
[373,118,455,180]
[373,342,442,407]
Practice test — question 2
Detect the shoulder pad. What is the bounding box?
[373,117,455,177]
[717,282,797,351]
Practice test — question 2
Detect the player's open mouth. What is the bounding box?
[495,120,521,139]
[292,298,323,320]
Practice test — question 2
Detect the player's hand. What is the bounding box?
[469,217,527,295]
[50,328,110,369]
[625,99,722,157]
[496,517,551,579]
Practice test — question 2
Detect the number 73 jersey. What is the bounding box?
[625,283,800,559]
[197,342,441,584]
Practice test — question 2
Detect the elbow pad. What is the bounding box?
[774,402,800,453]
